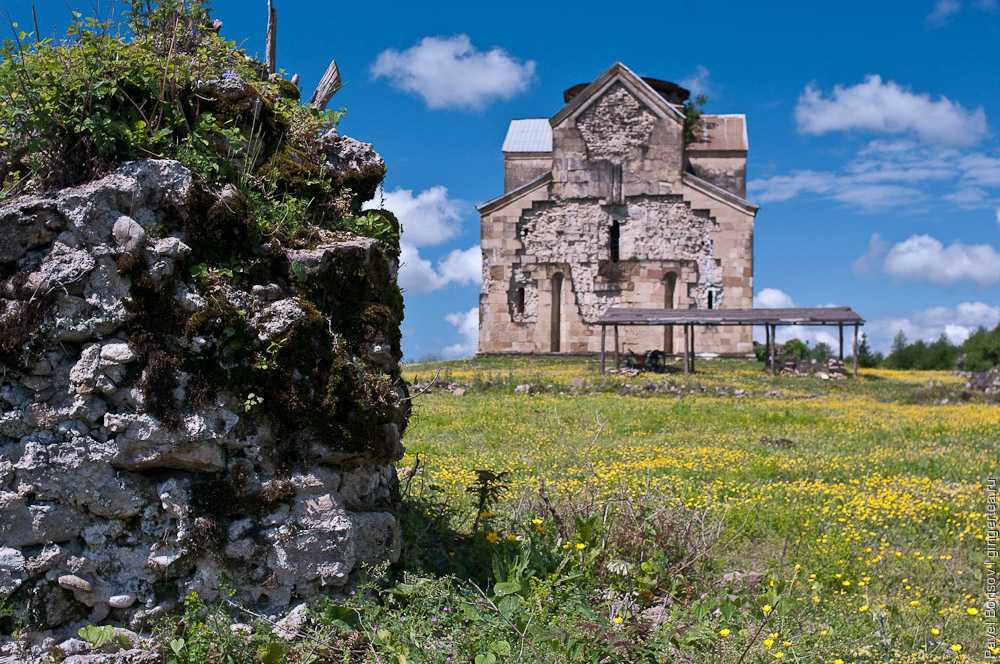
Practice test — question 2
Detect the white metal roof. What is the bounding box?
[501,119,552,153]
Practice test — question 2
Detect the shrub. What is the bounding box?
[0,2,396,250]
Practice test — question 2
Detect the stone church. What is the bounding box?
[477,62,758,356]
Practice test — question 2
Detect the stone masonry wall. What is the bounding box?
[0,158,408,634]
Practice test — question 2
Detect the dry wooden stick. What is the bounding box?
[308,58,342,111]
[265,0,277,75]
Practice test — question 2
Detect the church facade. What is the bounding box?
[477,62,758,356]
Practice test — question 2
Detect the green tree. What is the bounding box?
[810,342,833,360]
[962,324,1000,370]
[853,333,881,368]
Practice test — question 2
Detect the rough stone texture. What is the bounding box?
[0,159,408,636]
[480,63,757,356]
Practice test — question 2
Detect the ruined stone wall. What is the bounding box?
[0,157,408,633]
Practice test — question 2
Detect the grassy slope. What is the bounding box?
[397,356,998,663]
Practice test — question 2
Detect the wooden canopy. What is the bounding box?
[596,307,866,375]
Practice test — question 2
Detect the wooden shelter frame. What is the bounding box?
[596,307,865,376]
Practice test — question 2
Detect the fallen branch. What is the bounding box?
[308,58,342,111]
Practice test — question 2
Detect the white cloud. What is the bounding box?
[368,185,480,296]
[748,139,1000,211]
[829,184,924,210]
[437,246,481,287]
[748,170,835,203]
[995,208,1000,227]
[925,0,962,26]
[442,307,479,358]
[882,234,1000,287]
[852,233,891,277]
[794,75,989,147]
[956,153,1000,187]
[751,289,851,349]
[754,288,795,308]
[398,244,480,296]
[375,186,465,248]
[370,35,536,111]
[867,301,1000,349]
[679,65,715,98]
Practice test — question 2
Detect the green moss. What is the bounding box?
[184,183,255,262]
[272,78,300,102]
[257,146,331,205]
[338,163,387,210]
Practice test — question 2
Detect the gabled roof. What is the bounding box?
[476,172,553,215]
[502,119,552,153]
[549,62,687,128]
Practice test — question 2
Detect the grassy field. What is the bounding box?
[390,356,998,663]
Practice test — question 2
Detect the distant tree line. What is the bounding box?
[754,324,1000,371]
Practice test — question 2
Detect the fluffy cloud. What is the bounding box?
[751,289,842,348]
[371,35,536,111]
[852,233,891,277]
[754,287,795,308]
[867,301,1000,349]
[881,234,1000,287]
[376,186,464,248]
[854,233,1000,287]
[367,186,480,296]
[442,307,479,358]
[436,246,481,286]
[795,75,989,147]
[398,244,480,296]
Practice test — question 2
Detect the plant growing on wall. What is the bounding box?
[683,94,708,144]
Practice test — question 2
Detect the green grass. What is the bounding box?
[387,356,997,663]
[111,355,995,664]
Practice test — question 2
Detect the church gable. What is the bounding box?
[576,83,657,161]
[478,62,755,356]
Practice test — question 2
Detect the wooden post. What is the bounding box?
[683,324,690,374]
[769,324,776,373]
[853,324,859,378]
[690,324,696,373]
[265,0,277,75]
[838,323,844,361]
[614,325,620,371]
[600,325,606,374]
[765,324,770,365]
[308,59,342,111]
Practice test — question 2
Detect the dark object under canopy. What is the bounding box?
[596,307,866,375]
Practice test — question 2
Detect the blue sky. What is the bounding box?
[21,0,1000,359]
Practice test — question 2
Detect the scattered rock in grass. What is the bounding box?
[273,602,310,640]
[760,436,795,448]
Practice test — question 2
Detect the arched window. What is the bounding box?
[609,220,620,263]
